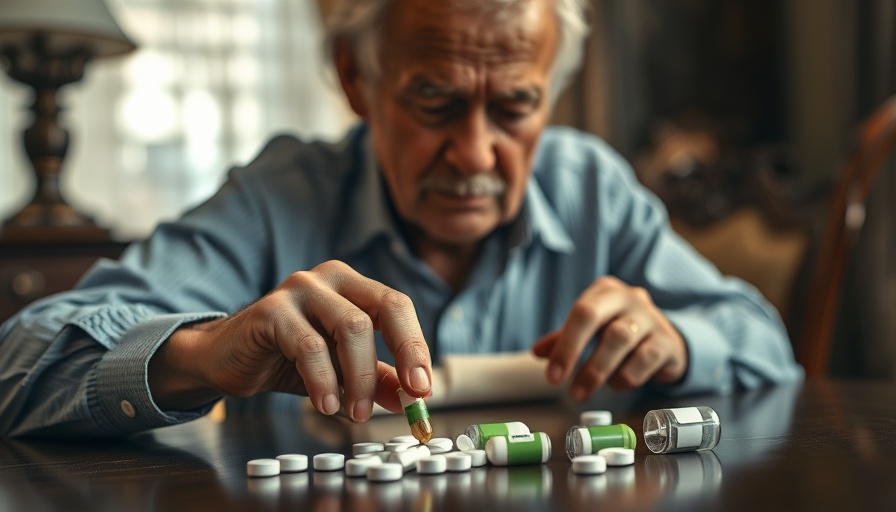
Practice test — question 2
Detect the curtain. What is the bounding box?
[0,0,354,239]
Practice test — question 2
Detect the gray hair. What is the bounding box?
[323,0,590,105]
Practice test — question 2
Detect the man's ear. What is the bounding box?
[334,41,370,119]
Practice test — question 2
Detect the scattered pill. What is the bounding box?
[572,454,607,475]
[276,454,308,472]
[416,455,448,474]
[389,435,420,445]
[580,410,613,427]
[426,437,454,454]
[313,453,346,471]
[456,434,476,451]
[367,462,405,482]
[598,447,634,466]
[388,445,431,471]
[445,452,473,472]
[353,442,386,456]
[385,442,416,452]
[346,456,383,477]
[247,458,280,477]
[467,449,487,467]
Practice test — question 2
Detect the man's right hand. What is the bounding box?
[147,260,433,422]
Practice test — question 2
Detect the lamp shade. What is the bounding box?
[0,0,136,57]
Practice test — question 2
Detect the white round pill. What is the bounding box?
[276,454,308,472]
[467,449,487,467]
[580,410,613,427]
[353,442,385,456]
[388,445,431,471]
[247,458,280,477]
[313,453,346,471]
[416,455,447,474]
[346,456,383,477]
[445,452,472,472]
[456,434,476,451]
[389,435,420,445]
[598,447,634,466]
[426,437,454,454]
[385,442,416,452]
[572,454,607,474]
[367,462,404,482]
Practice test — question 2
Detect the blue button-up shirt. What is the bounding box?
[0,125,802,437]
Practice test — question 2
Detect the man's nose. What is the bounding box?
[443,109,496,174]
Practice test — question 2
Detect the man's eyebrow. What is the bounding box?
[407,77,457,96]
[497,87,542,103]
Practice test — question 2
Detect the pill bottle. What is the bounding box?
[565,423,636,460]
[643,406,720,454]
[465,421,530,450]
[485,432,552,466]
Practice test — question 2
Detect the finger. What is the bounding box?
[608,334,667,390]
[319,262,433,398]
[266,303,342,416]
[294,276,379,422]
[373,362,404,414]
[571,316,648,398]
[532,330,560,358]
[546,279,629,384]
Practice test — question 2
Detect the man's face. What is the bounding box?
[346,0,558,247]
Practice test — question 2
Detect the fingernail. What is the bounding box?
[548,364,564,383]
[353,398,372,422]
[409,367,430,393]
[322,393,339,415]
[571,386,587,402]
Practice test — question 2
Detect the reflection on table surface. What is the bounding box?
[1,380,895,512]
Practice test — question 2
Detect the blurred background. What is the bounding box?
[1,0,894,380]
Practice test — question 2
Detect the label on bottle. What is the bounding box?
[669,407,704,424]
[669,408,704,448]
[479,422,530,446]
[506,433,544,465]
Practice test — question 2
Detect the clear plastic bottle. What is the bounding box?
[643,406,721,454]
[565,423,637,460]
[465,421,530,450]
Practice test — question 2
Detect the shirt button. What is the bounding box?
[450,306,463,321]
[714,366,724,381]
[390,240,404,256]
[120,400,136,418]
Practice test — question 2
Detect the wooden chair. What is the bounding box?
[796,96,896,378]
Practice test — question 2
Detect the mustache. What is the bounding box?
[419,172,507,197]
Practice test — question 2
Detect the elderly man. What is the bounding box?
[0,0,801,437]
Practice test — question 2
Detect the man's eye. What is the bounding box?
[418,102,460,119]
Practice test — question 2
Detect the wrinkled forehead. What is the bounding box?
[379,0,557,77]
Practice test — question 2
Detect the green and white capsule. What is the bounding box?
[485,432,552,466]
[565,423,637,460]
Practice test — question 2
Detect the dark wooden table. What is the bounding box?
[1,380,894,511]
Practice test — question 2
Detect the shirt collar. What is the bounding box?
[336,126,575,258]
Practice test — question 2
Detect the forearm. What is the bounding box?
[0,303,223,437]
[662,294,804,396]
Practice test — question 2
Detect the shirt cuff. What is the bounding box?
[90,312,226,435]
[659,309,733,396]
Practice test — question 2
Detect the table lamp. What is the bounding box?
[0,0,136,230]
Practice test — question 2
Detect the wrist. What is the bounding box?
[148,322,222,411]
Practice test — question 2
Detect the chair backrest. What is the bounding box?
[796,96,896,377]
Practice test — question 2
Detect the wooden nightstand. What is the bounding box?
[0,226,129,324]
